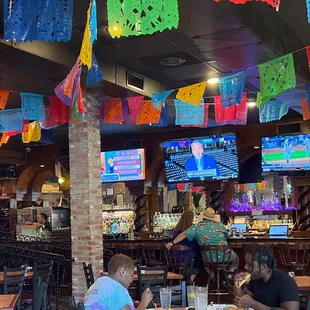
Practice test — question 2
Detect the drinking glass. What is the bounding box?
[195,293,208,310]
[187,285,196,308]
[160,287,171,310]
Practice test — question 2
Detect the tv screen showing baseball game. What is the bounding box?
[163,133,239,183]
[100,148,146,183]
[262,134,310,172]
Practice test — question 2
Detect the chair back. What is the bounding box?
[200,245,232,267]
[142,245,167,266]
[32,277,47,310]
[113,244,143,261]
[223,270,236,296]
[170,281,186,307]
[278,244,310,275]
[137,265,168,305]
[3,265,27,295]
[166,245,193,279]
[33,261,53,308]
[83,262,95,289]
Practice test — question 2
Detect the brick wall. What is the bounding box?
[69,92,103,300]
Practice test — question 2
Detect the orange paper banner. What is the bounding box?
[301,99,310,121]
[103,98,124,124]
[136,100,162,125]
[176,81,207,106]
[0,90,10,110]
[22,121,41,143]
[0,133,10,147]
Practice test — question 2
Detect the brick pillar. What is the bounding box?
[69,92,103,301]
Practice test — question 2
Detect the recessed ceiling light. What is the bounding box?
[254,146,260,149]
[207,77,219,84]
[40,165,45,168]
[159,57,185,67]
[247,101,257,108]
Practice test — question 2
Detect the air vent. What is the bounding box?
[124,139,143,149]
[126,71,144,91]
[277,122,301,135]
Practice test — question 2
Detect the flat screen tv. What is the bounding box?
[100,148,146,183]
[163,133,239,183]
[262,134,310,172]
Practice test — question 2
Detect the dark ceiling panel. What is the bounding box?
[113,35,181,58]
[95,45,133,62]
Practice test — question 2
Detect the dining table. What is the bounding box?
[0,271,34,284]
[295,276,310,291]
[0,294,19,310]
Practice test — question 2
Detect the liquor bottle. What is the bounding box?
[281,193,286,208]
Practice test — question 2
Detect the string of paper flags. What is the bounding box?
[2,0,310,43]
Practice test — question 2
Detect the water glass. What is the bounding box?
[187,285,196,308]
[160,287,171,310]
[195,293,208,310]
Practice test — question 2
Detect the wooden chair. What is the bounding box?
[165,245,194,283]
[32,277,48,310]
[82,262,94,289]
[223,270,237,299]
[170,281,187,307]
[22,261,53,309]
[113,244,143,261]
[278,244,310,275]
[3,265,27,310]
[142,245,167,267]
[200,245,234,303]
[137,265,168,307]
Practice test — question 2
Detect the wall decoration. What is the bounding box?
[79,5,92,69]
[214,93,247,125]
[20,93,45,120]
[152,90,174,110]
[301,99,310,121]
[181,104,209,128]
[107,0,179,38]
[257,54,296,108]
[174,99,204,125]
[102,98,124,124]
[259,100,289,123]
[54,59,82,106]
[136,100,162,125]
[127,96,144,123]
[176,81,207,106]
[4,0,73,42]
[22,121,41,143]
[86,53,103,87]
[0,108,23,133]
[219,71,247,107]
[0,90,10,110]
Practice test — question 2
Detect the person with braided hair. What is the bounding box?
[234,246,299,310]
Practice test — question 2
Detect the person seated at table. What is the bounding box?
[234,246,299,310]
[84,254,153,310]
[166,207,239,272]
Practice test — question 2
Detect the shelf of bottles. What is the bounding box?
[102,204,135,239]
[229,192,296,213]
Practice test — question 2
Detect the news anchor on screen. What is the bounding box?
[185,140,220,177]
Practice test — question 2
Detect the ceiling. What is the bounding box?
[0,0,309,148]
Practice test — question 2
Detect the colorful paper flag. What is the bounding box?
[176,82,207,106]
[22,121,41,143]
[79,5,92,69]
[0,90,10,110]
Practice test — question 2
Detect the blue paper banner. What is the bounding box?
[219,71,247,107]
[0,108,23,133]
[174,99,204,125]
[259,100,289,123]
[21,93,46,121]
[86,53,103,87]
[4,0,73,42]
[152,90,174,110]
[90,0,97,45]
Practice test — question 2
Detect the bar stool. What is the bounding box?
[200,245,235,303]
[278,244,310,275]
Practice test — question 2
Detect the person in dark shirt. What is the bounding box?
[185,140,220,177]
[234,246,299,310]
[38,213,52,232]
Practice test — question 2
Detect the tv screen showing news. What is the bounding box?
[262,134,310,172]
[100,148,146,183]
[163,133,239,183]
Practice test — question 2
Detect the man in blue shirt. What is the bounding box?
[185,140,220,178]
[84,254,153,310]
